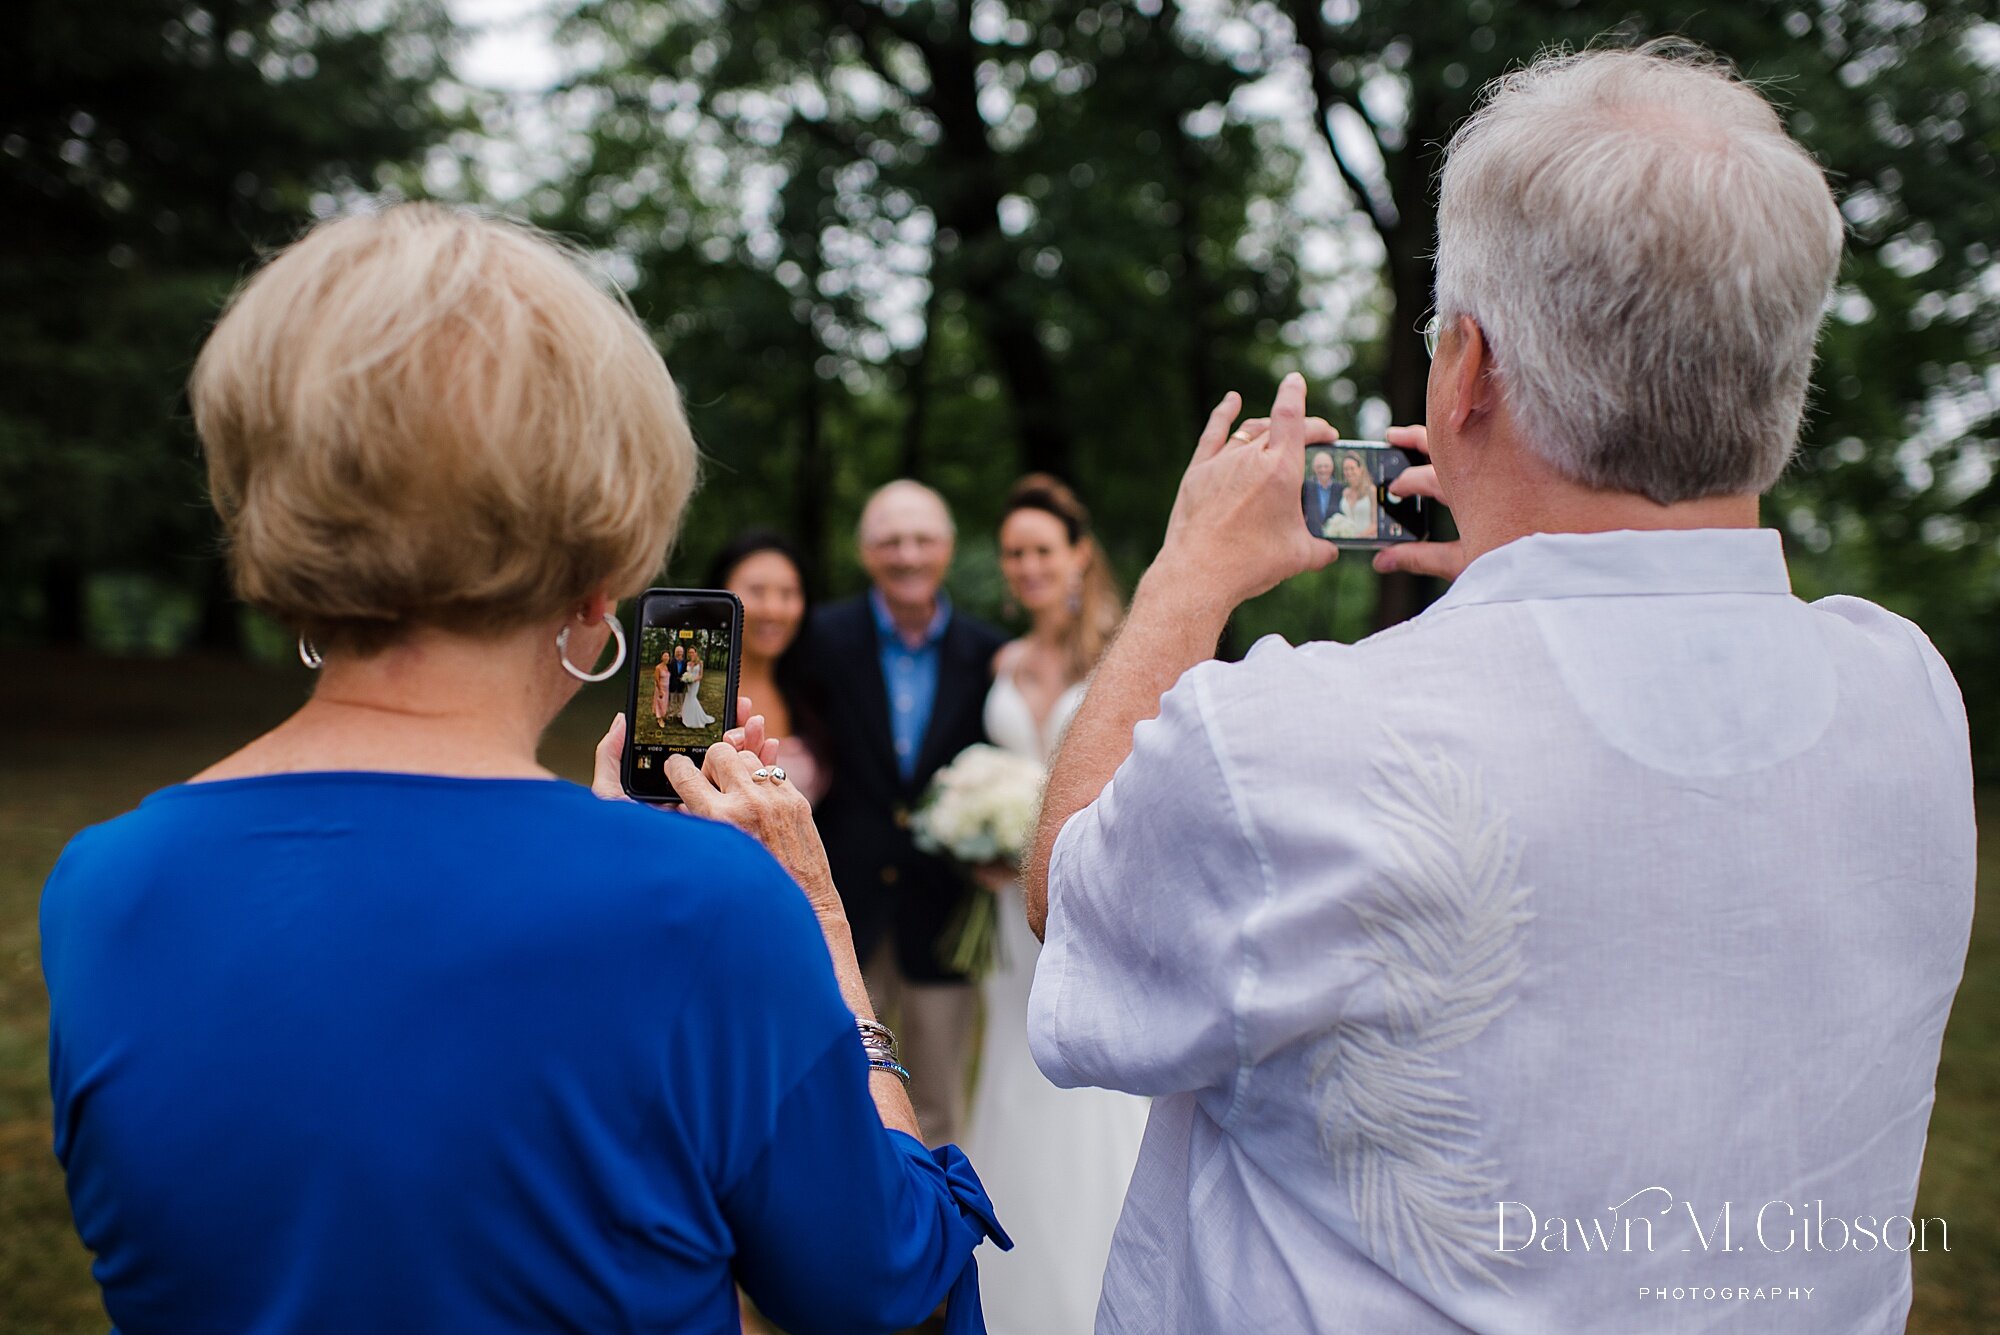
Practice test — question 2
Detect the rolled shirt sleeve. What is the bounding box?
[1027,657,1268,1102]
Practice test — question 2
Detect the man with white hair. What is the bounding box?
[804,480,1007,1148]
[1023,45,1974,1334]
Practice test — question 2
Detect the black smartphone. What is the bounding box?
[622,588,744,803]
[1301,441,1433,548]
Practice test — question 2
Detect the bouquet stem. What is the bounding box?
[943,888,1000,979]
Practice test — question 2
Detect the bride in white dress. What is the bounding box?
[1320,448,1378,540]
[965,476,1149,1334]
[678,651,715,728]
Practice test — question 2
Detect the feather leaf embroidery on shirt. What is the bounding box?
[1310,731,1534,1294]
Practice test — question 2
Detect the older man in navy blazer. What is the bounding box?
[1301,446,1340,536]
[799,480,1006,1146]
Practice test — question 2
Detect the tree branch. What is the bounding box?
[833,1,924,98]
[1288,0,1395,240]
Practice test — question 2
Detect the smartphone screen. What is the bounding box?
[1302,441,1431,547]
[622,589,743,802]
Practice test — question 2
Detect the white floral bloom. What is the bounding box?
[912,744,1047,865]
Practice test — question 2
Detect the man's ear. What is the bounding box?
[1446,316,1497,433]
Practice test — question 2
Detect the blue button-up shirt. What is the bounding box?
[871,589,951,782]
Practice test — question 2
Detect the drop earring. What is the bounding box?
[298,636,322,669]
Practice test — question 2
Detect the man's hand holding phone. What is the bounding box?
[1367,424,1470,582]
[1148,374,1341,615]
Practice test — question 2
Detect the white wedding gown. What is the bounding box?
[679,665,714,728]
[965,672,1149,1334]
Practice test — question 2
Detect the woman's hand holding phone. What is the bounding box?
[591,698,779,802]
[592,703,838,920]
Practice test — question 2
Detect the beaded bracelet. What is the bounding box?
[867,1056,913,1086]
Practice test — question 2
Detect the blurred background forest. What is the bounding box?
[3,0,1997,770]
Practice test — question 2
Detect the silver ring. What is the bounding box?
[769,767,787,783]
[752,767,773,782]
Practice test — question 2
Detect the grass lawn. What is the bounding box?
[0,648,1993,1332]
[634,659,731,751]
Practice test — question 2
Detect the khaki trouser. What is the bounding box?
[863,941,978,1148]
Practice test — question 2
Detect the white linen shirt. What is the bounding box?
[1029,528,1975,1335]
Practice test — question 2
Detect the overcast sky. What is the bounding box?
[448,0,563,92]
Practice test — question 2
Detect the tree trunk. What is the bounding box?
[1372,221,1438,630]
[918,10,1075,479]
[1160,0,1217,421]
[1370,99,1449,632]
[192,549,245,654]
[794,368,828,600]
[41,558,85,645]
[900,274,943,480]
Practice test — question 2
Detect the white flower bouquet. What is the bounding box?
[910,743,1046,977]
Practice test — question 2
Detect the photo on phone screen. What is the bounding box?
[1302,441,1430,547]
[623,589,742,802]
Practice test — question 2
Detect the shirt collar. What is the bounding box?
[1428,528,1792,613]
[870,587,953,650]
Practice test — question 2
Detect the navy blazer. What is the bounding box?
[1302,479,1340,535]
[798,595,1007,984]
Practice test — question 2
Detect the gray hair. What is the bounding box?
[1434,43,1844,502]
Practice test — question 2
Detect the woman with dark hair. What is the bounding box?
[708,531,832,804]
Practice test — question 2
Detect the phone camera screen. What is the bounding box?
[628,593,739,800]
[1302,442,1427,547]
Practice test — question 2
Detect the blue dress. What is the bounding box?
[41,773,1007,1334]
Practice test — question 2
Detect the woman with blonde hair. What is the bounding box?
[963,473,1146,1333]
[39,205,1004,1335]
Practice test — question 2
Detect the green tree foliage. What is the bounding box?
[3,1,1992,773]
[0,0,460,648]
[550,0,1312,592]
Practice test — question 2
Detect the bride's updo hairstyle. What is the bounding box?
[191,203,698,654]
[1000,474,1123,681]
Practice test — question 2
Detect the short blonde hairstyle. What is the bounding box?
[192,204,697,652]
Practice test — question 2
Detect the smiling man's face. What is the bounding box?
[859,484,955,615]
